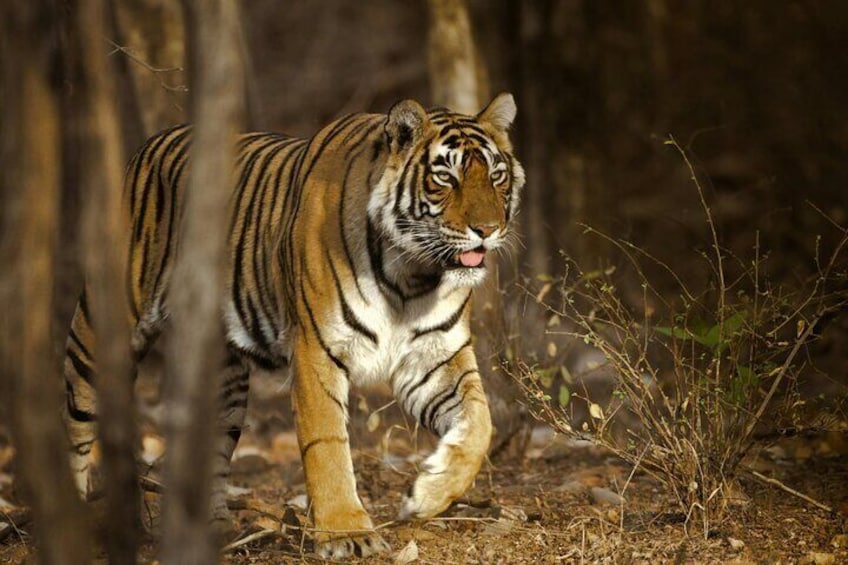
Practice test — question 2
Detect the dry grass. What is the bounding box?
[515,138,848,536]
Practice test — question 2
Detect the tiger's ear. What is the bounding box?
[385,99,427,152]
[477,92,517,132]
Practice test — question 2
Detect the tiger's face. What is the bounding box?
[370,93,525,288]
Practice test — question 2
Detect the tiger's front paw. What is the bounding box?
[399,448,485,520]
[399,470,459,520]
[315,531,390,559]
[399,415,491,520]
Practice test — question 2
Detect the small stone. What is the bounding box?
[727,537,745,551]
[590,487,626,506]
[482,518,517,536]
[556,480,589,494]
[287,493,308,511]
[225,484,252,497]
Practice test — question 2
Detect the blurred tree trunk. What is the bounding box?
[427,0,488,114]
[111,0,187,137]
[516,0,554,276]
[111,0,260,135]
[160,1,245,563]
[73,0,140,562]
[427,0,527,453]
[0,2,91,564]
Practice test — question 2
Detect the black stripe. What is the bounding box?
[280,145,309,294]
[297,113,361,185]
[221,396,249,411]
[338,155,369,304]
[430,388,471,435]
[68,328,92,361]
[230,140,280,343]
[283,114,362,295]
[147,151,185,303]
[245,139,294,338]
[300,436,347,458]
[67,347,94,385]
[399,339,472,403]
[421,369,477,432]
[411,291,471,340]
[134,127,188,243]
[165,133,193,188]
[300,284,349,375]
[328,254,378,345]
[227,340,281,371]
[366,218,404,303]
[392,155,415,219]
[78,290,91,321]
[65,381,96,422]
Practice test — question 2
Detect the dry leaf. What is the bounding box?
[367,411,381,433]
[589,403,604,420]
[394,539,419,564]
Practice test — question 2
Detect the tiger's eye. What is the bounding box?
[490,170,508,185]
[434,172,453,184]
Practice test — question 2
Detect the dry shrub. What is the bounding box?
[516,139,848,536]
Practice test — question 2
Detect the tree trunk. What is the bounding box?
[160,1,245,563]
[0,3,91,563]
[426,0,488,114]
[73,1,140,562]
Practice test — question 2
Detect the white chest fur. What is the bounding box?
[324,285,472,388]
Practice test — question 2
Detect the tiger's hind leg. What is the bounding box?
[63,291,163,500]
[63,295,101,498]
[208,353,251,538]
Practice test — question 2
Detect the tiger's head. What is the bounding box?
[369,93,525,288]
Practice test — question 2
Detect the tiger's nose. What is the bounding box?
[470,224,498,239]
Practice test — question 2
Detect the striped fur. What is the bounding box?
[62,93,524,558]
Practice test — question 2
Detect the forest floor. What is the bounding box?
[3,422,847,564]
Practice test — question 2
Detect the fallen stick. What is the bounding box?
[746,468,833,514]
[221,528,277,553]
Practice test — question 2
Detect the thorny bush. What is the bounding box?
[516,139,848,536]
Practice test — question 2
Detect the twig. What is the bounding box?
[104,38,187,115]
[105,39,187,92]
[221,528,277,553]
[0,508,31,543]
[746,468,833,513]
[736,314,821,457]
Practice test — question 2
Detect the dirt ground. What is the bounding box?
[3,420,847,564]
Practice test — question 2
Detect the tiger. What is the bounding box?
[62,92,524,558]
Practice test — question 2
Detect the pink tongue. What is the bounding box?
[459,249,486,267]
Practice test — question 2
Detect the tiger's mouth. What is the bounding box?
[446,247,487,269]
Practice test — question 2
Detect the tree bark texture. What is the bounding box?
[160,1,245,563]
[0,2,91,564]
[73,1,140,562]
